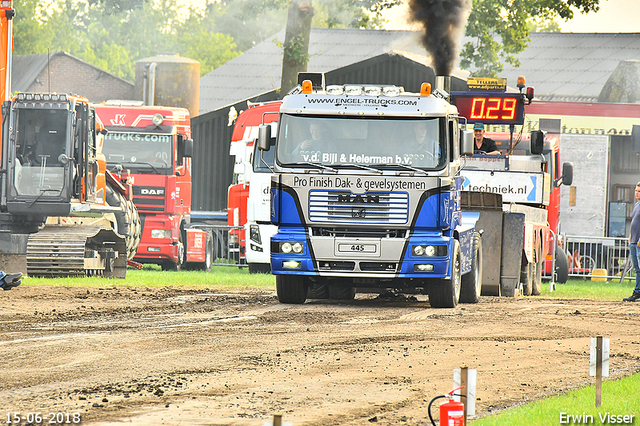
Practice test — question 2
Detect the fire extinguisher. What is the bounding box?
[428,386,466,426]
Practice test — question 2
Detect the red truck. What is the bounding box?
[227,101,280,271]
[95,102,213,271]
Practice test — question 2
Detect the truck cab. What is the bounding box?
[259,78,481,307]
[94,102,207,271]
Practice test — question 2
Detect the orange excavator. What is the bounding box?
[0,1,140,277]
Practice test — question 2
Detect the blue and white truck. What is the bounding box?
[257,77,482,308]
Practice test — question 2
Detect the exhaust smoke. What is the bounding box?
[408,0,471,76]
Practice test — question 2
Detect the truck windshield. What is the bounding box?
[103,132,173,173]
[276,115,445,169]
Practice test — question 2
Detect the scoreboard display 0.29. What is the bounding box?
[450,92,526,126]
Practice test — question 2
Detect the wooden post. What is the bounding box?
[595,336,602,407]
[273,414,282,426]
[460,365,468,426]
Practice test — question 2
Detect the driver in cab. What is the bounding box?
[473,122,500,155]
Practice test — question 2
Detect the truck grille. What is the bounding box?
[308,190,408,224]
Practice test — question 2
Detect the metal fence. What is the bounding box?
[562,235,632,281]
[190,224,247,267]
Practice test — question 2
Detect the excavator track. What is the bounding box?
[26,224,127,278]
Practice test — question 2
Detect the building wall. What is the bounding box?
[26,54,134,103]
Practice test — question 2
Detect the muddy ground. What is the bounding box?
[1,285,639,426]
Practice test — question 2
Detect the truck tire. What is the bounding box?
[106,184,141,260]
[191,231,214,272]
[328,282,356,300]
[161,230,185,271]
[307,280,330,299]
[128,200,142,257]
[532,256,543,296]
[429,240,461,308]
[554,245,569,284]
[521,258,533,296]
[276,275,308,304]
[460,233,482,304]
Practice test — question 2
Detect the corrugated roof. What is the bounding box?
[501,33,640,101]
[199,27,436,115]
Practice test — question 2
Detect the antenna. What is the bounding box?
[48,48,51,93]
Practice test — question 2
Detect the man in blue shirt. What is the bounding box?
[624,182,640,302]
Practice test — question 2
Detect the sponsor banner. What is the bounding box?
[461,170,541,204]
[290,175,431,192]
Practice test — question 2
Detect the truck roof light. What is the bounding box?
[17,93,24,100]
[364,86,382,96]
[152,113,164,126]
[301,80,313,94]
[344,85,363,96]
[517,76,526,89]
[420,83,432,96]
[326,85,344,95]
[382,86,402,97]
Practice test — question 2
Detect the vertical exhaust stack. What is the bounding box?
[435,76,451,93]
[434,75,451,100]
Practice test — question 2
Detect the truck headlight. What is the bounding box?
[150,229,171,239]
[412,245,445,257]
[250,224,261,244]
[280,242,303,254]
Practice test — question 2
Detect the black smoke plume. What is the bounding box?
[408,0,471,76]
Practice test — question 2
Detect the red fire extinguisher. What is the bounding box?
[428,386,466,426]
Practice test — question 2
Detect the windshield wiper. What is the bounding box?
[28,188,62,208]
[328,163,383,174]
[374,163,428,175]
[110,161,162,174]
[284,161,337,173]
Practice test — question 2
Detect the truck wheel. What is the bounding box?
[554,245,569,284]
[194,231,214,272]
[161,231,185,271]
[429,240,461,308]
[328,282,355,300]
[248,263,271,274]
[521,258,533,296]
[106,184,141,260]
[276,275,308,304]
[532,256,543,295]
[127,200,142,259]
[460,233,482,304]
[307,280,330,299]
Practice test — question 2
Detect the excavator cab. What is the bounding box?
[5,94,83,216]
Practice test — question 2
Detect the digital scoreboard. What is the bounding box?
[450,92,526,125]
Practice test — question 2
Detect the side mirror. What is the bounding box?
[257,124,272,151]
[183,138,193,158]
[460,129,474,156]
[530,130,545,155]
[558,162,573,186]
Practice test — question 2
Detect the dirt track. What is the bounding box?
[1,286,639,426]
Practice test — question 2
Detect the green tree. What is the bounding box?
[461,0,600,77]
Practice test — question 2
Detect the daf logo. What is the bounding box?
[141,188,164,195]
[337,193,380,204]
